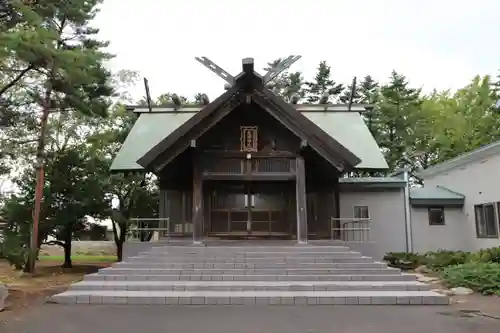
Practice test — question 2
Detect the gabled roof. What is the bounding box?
[417,140,500,178]
[110,108,388,171]
[135,60,363,173]
[110,58,389,172]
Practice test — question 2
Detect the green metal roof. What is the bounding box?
[111,110,389,171]
[110,112,194,171]
[409,186,465,200]
[303,112,388,169]
[339,177,404,184]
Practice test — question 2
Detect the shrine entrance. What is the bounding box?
[207,181,294,237]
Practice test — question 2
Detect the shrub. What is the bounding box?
[423,250,470,271]
[469,247,500,264]
[383,252,425,270]
[0,231,28,270]
[439,262,500,295]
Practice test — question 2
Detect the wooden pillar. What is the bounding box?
[333,180,341,240]
[192,157,204,244]
[296,156,308,243]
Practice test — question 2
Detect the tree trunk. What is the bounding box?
[62,241,72,268]
[116,241,123,262]
[61,225,73,268]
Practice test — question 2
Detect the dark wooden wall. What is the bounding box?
[156,102,340,238]
[198,102,301,153]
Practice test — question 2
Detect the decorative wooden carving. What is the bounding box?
[240,126,258,152]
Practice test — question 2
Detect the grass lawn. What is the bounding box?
[39,255,117,263]
[0,257,114,319]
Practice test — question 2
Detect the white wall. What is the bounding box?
[424,153,500,251]
[410,207,467,253]
[339,189,407,260]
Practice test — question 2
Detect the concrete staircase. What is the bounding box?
[50,244,448,305]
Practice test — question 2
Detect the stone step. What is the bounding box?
[49,290,449,305]
[113,262,388,269]
[139,251,361,258]
[69,280,431,292]
[84,273,416,282]
[150,246,353,252]
[97,267,399,276]
[126,255,371,263]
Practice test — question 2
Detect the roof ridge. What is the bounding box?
[417,139,500,178]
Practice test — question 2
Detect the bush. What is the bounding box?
[383,252,425,270]
[423,250,470,271]
[468,247,500,264]
[0,231,28,270]
[439,262,500,295]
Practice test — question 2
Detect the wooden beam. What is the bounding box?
[194,56,235,85]
[137,85,239,169]
[201,172,295,181]
[333,179,340,240]
[152,93,245,173]
[263,55,301,83]
[242,57,254,74]
[296,156,308,243]
[192,155,204,244]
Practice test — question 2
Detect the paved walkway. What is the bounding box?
[2,304,500,333]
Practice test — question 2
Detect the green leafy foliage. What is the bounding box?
[0,231,28,269]
[469,247,500,264]
[384,250,470,271]
[424,250,470,271]
[383,252,425,270]
[439,263,500,295]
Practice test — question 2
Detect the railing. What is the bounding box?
[127,217,170,242]
[202,157,295,174]
[251,158,294,173]
[330,218,371,243]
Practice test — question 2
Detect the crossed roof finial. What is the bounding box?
[194,55,302,86]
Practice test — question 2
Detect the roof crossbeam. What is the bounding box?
[263,55,301,84]
[194,57,235,85]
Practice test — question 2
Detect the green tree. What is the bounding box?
[377,71,421,171]
[2,0,115,272]
[263,59,305,102]
[87,105,158,261]
[358,76,382,140]
[304,61,344,103]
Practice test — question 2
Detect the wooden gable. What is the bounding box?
[137,58,361,173]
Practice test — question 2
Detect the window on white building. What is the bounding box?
[474,203,499,238]
[353,206,369,219]
[428,207,445,225]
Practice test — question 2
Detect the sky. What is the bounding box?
[2,0,500,194]
[92,0,500,102]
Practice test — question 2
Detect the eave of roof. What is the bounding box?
[416,140,500,178]
[125,104,372,113]
[338,177,406,189]
[409,185,465,200]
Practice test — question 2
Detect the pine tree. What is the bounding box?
[263,59,304,102]
[378,71,421,171]
[304,61,344,103]
[3,0,114,272]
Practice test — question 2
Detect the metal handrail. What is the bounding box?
[330,217,371,243]
[127,217,171,242]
